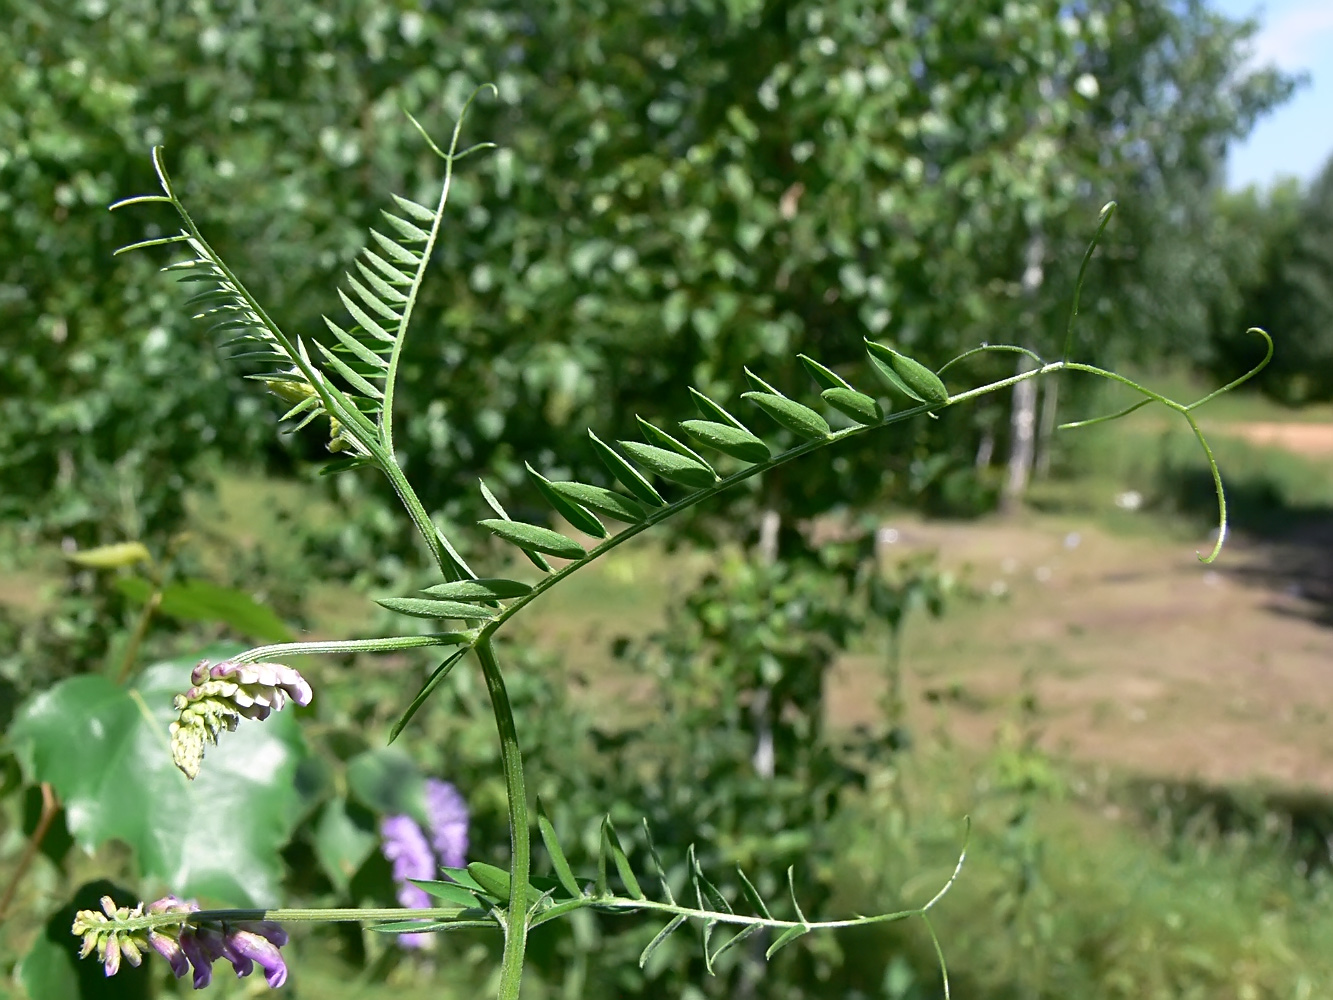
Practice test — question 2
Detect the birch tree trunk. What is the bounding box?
[1000,234,1046,514]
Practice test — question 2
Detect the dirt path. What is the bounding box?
[1216,420,1333,457]
[827,513,1333,794]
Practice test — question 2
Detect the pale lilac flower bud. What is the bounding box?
[169,659,312,779]
[423,779,469,869]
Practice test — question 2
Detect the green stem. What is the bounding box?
[473,637,530,1000]
[115,586,162,684]
[381,458,475,581]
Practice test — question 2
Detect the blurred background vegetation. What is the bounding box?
[3,0,1333,997]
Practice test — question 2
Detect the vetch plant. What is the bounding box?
[61,88,1271,999]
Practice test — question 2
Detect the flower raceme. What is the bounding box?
[72,895,290,989]
[169,659,313,779]
[380,778,471,949]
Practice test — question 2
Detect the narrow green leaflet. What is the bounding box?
[741,392,831,440]
[797,353,852,391]
[410,879,483,908]
[679,419,771,463]
[478,519,587,560]
[420,578,532,601]
[821,387,884,425]
[589,430,666,507]
[388,648,470,743]
[688,387,750,430]
[636,416,713,468]
[537,798,583,899]
[9,646,306,906]
[548,481,646,524]
[865,340,950,404]
[765,924,810,959]
[527,464,608,539]
[639,914,688,969]
[618,441,717,489]
[376,596,499,620]
[867,350,923,401]
[601,818,645,900]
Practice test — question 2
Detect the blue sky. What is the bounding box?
[1213,0,1333,189]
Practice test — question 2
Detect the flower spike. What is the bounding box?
[169,659,313,779]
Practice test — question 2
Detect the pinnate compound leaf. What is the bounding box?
[548,481,646,524]
[9,645,306,906]
[798,353,853,391]
[822,387,884,425]
[865,340,950,404]
[589,430,665,507]
[640,914,688,969]
[376,596,499,620]
[679,419,771,463]
[65,542,152,569]
[527,465,608,539]
[420,578,532,601]
[478,519,586,560]
[618,441,717,489]
[741,392,831,440]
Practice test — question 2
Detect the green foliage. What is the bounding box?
[9,645,307,906]
[1207,158,1333,403]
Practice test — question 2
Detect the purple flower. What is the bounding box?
[423,779,469,869]
[381,814,437,948]
[225,926,289,988]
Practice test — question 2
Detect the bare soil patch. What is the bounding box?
[833,514,1333,794]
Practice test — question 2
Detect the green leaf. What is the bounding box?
[589,430,666,507]
[380,211,430,244]
[388,648,469,743]
[375,596,499,620]
[537,798,583,899]
[410,879,482,907]
[9,645,306,905]
[391,194,437,223]
[346,747,427,827]
[313,797,378,894]
[65,542,152,569]
[765,924,810,960]
[478,519,586,560]
[865,340,949,404]
[741,392,831,440]
[479,480,554,573]
[867,351,923,401]
[635,416,713,470]
[466,862,546,909]
[679,419,771,464]
[798,353,853,391]
[639,914,687,969]
[548,481,646,523]
[439,866,488,893]
[420,578,532,601]
[710,923,762,965]
[527,464,608,539]
[735,865,773,919]
[142,584,294,645]
[821,387,884,425]
[618,441,717,488]
[602,817,645,900]
[743,367,783,395]
[688,387,751,430]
